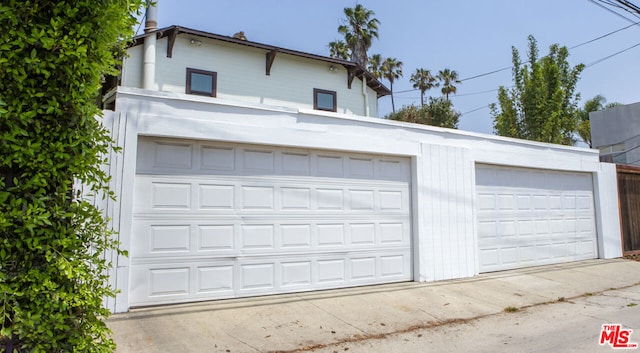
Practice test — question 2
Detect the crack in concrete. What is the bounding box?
[224,331,265,353]
[296,295,368,335]
[267,283,640,353]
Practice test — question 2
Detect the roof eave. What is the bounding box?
[131,25,391,97]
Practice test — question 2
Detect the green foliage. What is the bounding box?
[436,68,461,101]
[0,0,144,351]
[337,4,380,68]
[410,68,439,106]
[381,57,403,113]
[368,54,383,79]
[576,95,621,148]
[387,97,460,129]
[504,306,519,313]
[328,40,349,61]
[491,35,585,145]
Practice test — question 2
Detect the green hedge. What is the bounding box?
[0,1,144,351]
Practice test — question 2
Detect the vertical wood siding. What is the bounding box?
[100,111,128,311]
[618,168,640,253]
[418,143,476,281]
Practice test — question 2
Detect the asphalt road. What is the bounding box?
[307,285,640,353]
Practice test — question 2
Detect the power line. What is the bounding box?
[458,17,640,83]
[615,0,640,14]
[589,0,640,22]
[393,2,640,111]
[396,87,499,98]
[460,66,512,82]
[597,0,640,19]
[586,41,640,66]
[570,20,640,49]
[454,88,500,97]
[461,105,490,116]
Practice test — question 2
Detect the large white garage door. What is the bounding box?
[129,137,412,306]
[476,165,597,272]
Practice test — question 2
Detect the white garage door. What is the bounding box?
[129,137,412,306]
[476,165,597,272]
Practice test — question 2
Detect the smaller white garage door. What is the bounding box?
[129,137,412,306]
[476,165,597,272]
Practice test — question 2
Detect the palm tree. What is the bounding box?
[577,95,621,147]
[410,68,439,106]
[381,57,403,113]
[328,40,349,60]
[437,68,461,101]
[368,54,383,79]
[338,4,380,68]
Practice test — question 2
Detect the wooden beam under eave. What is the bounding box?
[347,68,356,89]
[166,28,178,58]
[266,50,277,75]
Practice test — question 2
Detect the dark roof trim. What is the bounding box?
[132,25,391,98]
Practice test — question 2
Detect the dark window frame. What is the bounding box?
[313,88,337,112]
[186,68,217,97]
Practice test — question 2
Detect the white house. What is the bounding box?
[101,19,622,313]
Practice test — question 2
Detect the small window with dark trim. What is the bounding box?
[186,68,217,97]
[314,88,337,112]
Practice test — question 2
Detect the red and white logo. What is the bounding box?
[600,324,638,349]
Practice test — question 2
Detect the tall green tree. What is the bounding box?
[338,4,380,68]
[387,97,460,129]
[410,68,439,106]
[491,35,585,145]
[368,53,383,79]
[328,40,349,60]
[0,0,144,351]
[437,68,461,101]
[381,57,403,113]
[577,95,621,147]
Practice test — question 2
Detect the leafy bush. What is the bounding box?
[386,97,460,129]
[0,1,144,351]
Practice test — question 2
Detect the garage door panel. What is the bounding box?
[200,145,235,171]
[130,249,412,306]
[134,176,409,214]
[476,165,597,272]
[281,261,312,287]
[380,254,408,277]
[131,137,412,306]
[133,219,410,257]
[196,265,234,294]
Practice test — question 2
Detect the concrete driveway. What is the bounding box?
[109,259,640,353]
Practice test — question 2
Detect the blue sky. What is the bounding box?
[149,0,640,136]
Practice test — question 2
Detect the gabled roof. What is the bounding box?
[131,25,391,98]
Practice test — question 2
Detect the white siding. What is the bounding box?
[417,144,475,281]
[594,163,623,259]
[121,45,143,89]
[123,35,378,117]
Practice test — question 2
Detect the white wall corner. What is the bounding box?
[111,111,141,313]
[411,154,428,282]
[594,163,623,259]
[467,156,480,278]
[114,266,131,313]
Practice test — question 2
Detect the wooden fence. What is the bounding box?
[618,164,640,255]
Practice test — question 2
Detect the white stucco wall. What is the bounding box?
[121,35,379,117]
[105,87,622,313]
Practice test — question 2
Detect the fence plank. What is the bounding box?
[618,167,640,253]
